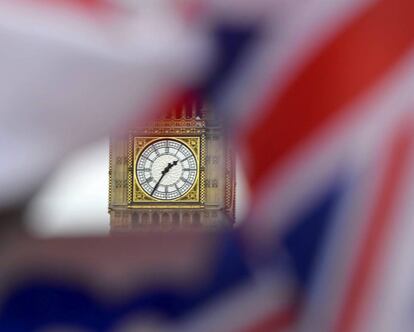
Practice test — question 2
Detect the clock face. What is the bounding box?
[136,139,198,200]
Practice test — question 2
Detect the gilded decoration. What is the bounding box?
[127,134,205,209]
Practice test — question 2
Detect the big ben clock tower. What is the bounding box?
[109,99,235,231]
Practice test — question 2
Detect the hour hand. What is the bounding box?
[162,160,178,175]
[151,160,178,196]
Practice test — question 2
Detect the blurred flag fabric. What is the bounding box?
[187,0,414,331]
[0,233,298,332]
[0,0,208,209]
[214,0,414,331]
[2,0,414,332]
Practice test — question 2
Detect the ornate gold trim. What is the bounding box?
[134,137,200,202]
[108,137,113,209]
[127,135,206,209]
[224,142,236,222]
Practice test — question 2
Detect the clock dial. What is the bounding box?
[136,139,198,200]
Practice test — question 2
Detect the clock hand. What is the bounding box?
[151,160,178,196]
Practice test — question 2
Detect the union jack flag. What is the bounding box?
[1,0,414,331]
[191,0,414,331]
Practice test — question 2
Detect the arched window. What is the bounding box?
[162,212,170,226]
[152,212,160,226]
[183,212,191,225]
[172,212,180,225]
[193,212,201,226]
[142,213,149,225]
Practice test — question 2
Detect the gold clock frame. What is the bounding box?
[127,134,206,209]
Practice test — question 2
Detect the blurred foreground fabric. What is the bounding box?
[2,0,414,331]
[0,0,207,209]
[0,233,296,331]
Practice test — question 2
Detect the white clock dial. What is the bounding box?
[136,139,198,200]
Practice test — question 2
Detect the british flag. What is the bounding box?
[192,0,414,331]
[1,0,414,331]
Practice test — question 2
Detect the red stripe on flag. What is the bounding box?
[246,0,414,192]
[173,0,205,23]
[241,304,298,332]
[45,0,110,10]
[333,116,414,332]
[9,0,118,16]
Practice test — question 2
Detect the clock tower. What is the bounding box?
[109,99,235,231]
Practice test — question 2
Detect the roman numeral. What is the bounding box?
[141,155,154,162]
[181,156,191,162]
[174,145,183,156]
[180,176,191,184]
